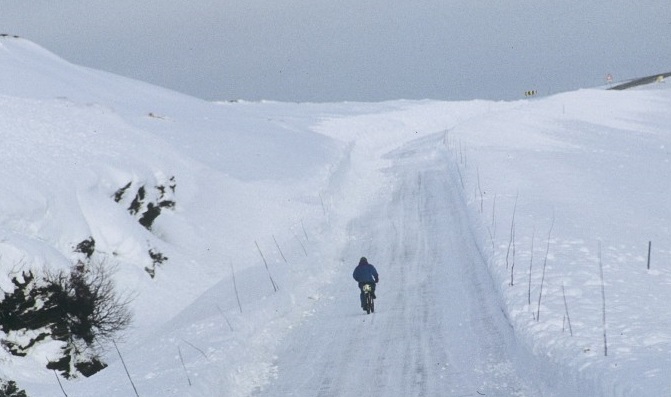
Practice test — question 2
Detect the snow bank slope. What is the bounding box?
[449,84,671,395]
[0,36,346,393]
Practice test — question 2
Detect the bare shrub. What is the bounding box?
[0,259,133,378]
[44,260,132,346]
[0,380,27,397]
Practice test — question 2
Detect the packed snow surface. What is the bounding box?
[1,36,670,396]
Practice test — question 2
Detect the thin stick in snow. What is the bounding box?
[113,340,140,397]
[178,345,192,386]
[647,240,652,270]
[510,224,516,286]
[216,304,234,331]
[487,226,495,252]
[294,233,308,256]
[273,235,288,264]
[301,220,309,242]
[230,262,243,313]
[562,282,573,336]
[319,193,326,216]
[180,338,209,360]
[536,213,554,322]
[255,241,278,292]
[491,193,497,236]
[455,164,465,189]
[477,166,484,214]
[527,228,535,306]
[598,241,608,356]
[505,192,518,270]
[53,370,69,397]
[563,315,566,333]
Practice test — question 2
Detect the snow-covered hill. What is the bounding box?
[0,35,349,392]
[1,36,670,396]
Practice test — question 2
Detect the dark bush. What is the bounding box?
[0,380,27,397]
[145,249,169,278]
[0,261,132,378]
[127,186,146,215]
[75,237,96,258]
[44,261,132,346]
[120,178,177,231]
[112,182,132,203]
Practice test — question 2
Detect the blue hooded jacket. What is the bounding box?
[352,257,379,284]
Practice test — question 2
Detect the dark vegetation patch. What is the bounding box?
[112,176,177,277]
[0,260,131,378]
[0,380,27,397]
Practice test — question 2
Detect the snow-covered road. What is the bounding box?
[253,135,548,396]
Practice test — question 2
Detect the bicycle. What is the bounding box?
[362,283,375,314]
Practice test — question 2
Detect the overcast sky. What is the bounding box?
[2,1,670,102]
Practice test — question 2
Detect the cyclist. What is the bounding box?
[352,257,379,311]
